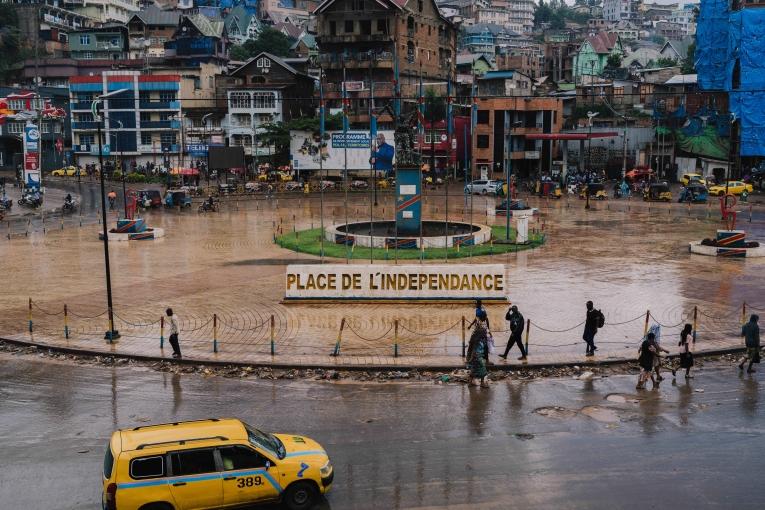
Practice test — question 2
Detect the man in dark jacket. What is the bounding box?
[583,300,599,356]
[739,314,760,373]
[500,305,527,360]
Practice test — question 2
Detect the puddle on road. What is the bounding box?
[580,406,621,423]
[534,406,578,419]
[605,393,640,404]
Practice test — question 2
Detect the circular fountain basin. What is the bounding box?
[325,220,492,249]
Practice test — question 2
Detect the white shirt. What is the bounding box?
[168,315,179,335]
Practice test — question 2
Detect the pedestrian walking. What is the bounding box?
[739,314,760,374]
[466,309,490,388]
[637,332,658,389]
[672,324,694,379]
[166,308,182,359]
[583,301,604,356]
[107,190,117,210]
[468,304,492,364]
[499,305,527,360]
[648,324,669,381]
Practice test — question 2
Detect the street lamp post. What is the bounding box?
[585,111,599,210]
[94,89,128,342]
[506,120,523,240]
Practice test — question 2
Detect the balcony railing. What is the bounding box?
[139,101,181,110]
[318,51,394,66]
[73,143,92,153]
[141,120,179,129]
[322,81,395,93]
[70,101,93,111]
[72,121,99,130]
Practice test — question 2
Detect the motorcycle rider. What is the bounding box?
[206,195,215,211]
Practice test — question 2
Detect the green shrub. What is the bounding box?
[125,172,146,183]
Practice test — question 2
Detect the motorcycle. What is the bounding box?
[198,200,219,213]
[63,200,77,213]
[18,192,42,208]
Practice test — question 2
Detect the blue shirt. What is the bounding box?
[373,142,394,172]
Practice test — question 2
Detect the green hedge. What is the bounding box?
[275,226,545,260]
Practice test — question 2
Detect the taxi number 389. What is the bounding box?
[237,476,263,488]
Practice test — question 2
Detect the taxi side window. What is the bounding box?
[170,449,217,476]
[130,456,165,479]
[219,446,269,471]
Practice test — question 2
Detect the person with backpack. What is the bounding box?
[583,301,604,356]
[499,305,527,361]
[637,332,658,389]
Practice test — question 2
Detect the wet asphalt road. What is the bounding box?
[0,356,763,509]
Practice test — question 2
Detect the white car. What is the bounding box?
[465,179,502,195]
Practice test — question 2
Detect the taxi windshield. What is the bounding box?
[245,424,286,460]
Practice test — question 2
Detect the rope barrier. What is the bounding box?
[530,320,586,333]
[398,319,461,337]
[31,301,65,316]
[345,322,394,343]
[113,313,162,327]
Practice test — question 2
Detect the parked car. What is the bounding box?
[707,181,754,196]
[464,180,502,195]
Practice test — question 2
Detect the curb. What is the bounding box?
[0,336,747,372]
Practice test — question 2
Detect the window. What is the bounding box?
[141,132,152,145]
[159,112,171,121]
[345,20,354,33]
[140,112,151,122]
[78,113,94,122]
[80,35,90,45]
[351,0,365,9]
[477,135,490,148]
[7,122,24,134]
[253,92,276,109]
[360,20,371,35]
[418,0,423,12]
[79,134,94,146]
[103,448,114,479]
[330,21,336,36]
[130,456,165,479]
[83,52,93,59]
[159,91,176,102]
[219,446,269,471]
[256,57,270,68]
[54,123,61,134]
[476,110,489,124]
[139,91,151,102]
[230,92,251,109]
[160,132,177,145]
[41,123,50,133]
[170,449,217,477]
[377,19,387,35]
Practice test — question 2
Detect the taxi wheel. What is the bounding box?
[283,481,319,510]
[139,503,173,510]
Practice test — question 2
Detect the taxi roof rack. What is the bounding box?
[136,436,228,450]
[132,418,221,431]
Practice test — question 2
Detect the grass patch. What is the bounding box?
[275,226,545,260]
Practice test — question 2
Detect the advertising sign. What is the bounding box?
[290,130,395,171]
[23,124,41,189]
[284,264,508,301]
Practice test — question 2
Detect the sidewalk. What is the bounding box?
[2,185,76,218]
[0,330,746,371]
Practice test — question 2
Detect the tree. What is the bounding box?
[424,88,446,122]
[550,12,566,30]
[0,5,34,82]
[606,53,623,69]
[229,28,295,61]
[656,57,678,68]
[534,0,554,27]
[258,113,344,165]
[681,42,696,74]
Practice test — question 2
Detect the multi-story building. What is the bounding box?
[472,92,564,179]
[475,6,509,27]
[461,22,519,54]
[670,5,697,36]
[218,52,315,157]
[0,87,69,172]
[603,0,639,23]
[314,0,456,128]
[544,29,578,83]
[654,21,685,40]
[224,4,261,45]
[63,0,140,24]
[69,25,130,60]
[126,4,181,59]
[68,71,182,169]
[507,0,534,34]
[10,0,97,58]
[164,13,228,66]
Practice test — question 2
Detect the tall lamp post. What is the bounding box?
[505,120,523,239]
[94,89,128,342]
[585,111,599,210]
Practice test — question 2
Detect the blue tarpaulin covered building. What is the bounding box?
[697,1,765,155]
